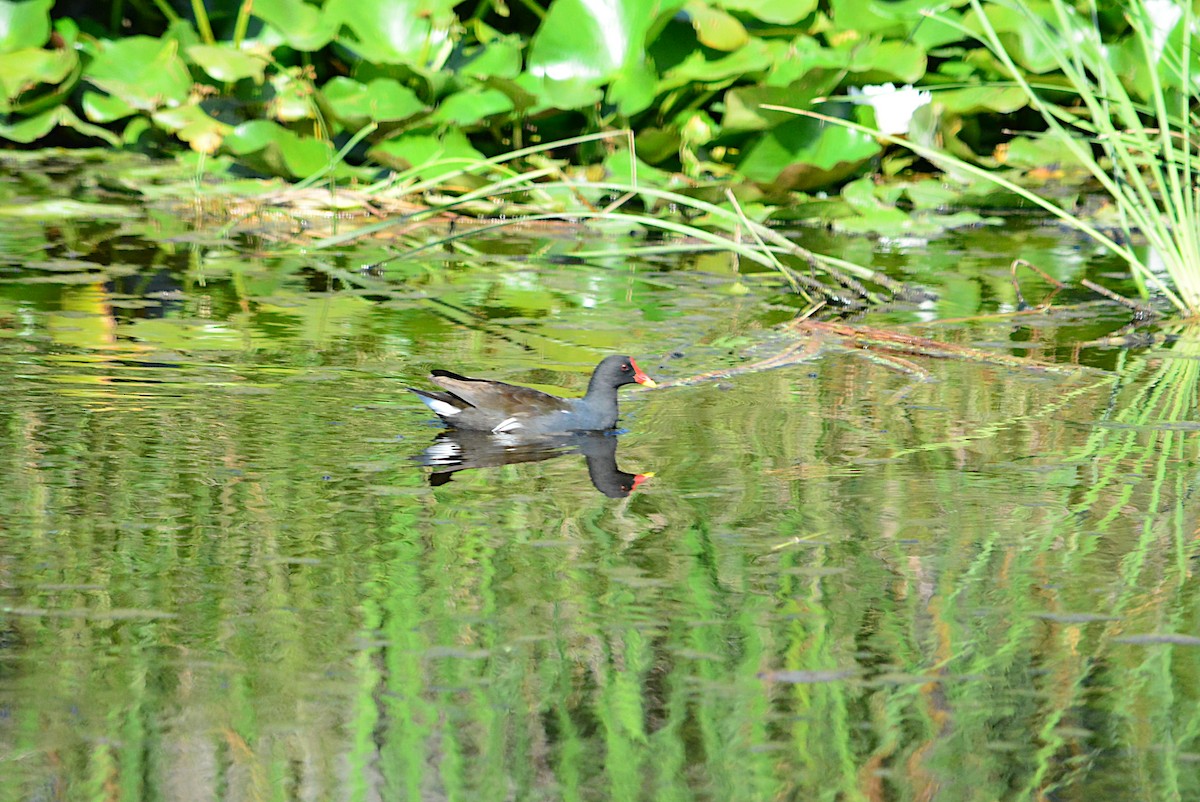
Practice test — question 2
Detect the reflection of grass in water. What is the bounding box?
[9,321,1200,799]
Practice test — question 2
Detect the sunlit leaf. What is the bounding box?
[251,0,333,51]
[526,0,666,107]
[0,105,119,144]
[368,128,484,175]
[762,36,844,87]
[738,109,880,188]
[0,0,51,53]
[0,46,73,108]
[844,40,926,84]
[431,87,513,124]
[661,38,773,89]
[187,44,268,83]
[608,64,657,115]
[936,85,1027,114]
[86,37,192,110]
[721,0,817,25]
[827,0,947,34]
[224,119,333,178]
[454,34,523,80]
[327,0,458,64]
[322,77,426,126]
[684,2,749,51]
[82,90,135,123]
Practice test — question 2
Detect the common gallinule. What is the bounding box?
[409,355,657,434]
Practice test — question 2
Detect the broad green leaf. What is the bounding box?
[0,105,119,145]
[763,36,845,87]
[661,37,774,89]
[82,90,135,123]
[368,129,484,175]
[187,44,267,83]
[431,87,513,124]
[657,37,777,94]
[224,119,333,178]
[1002,133,1091,172]
[86,37,192,110]
[723,83,830,133]
[323,77,426,125]
[527,0,666,106]
[910,7,967,49]
[455,34,523,80]
[936,85,1026,114]
[844,40,926,84]
[0,0,51,53]
[515,71,602,111]
[738,110,880,188]
[251,0,332,51]
[721,0,817,25]
[827,0,946,34]
[327,0,457,64]
[608,63,658,115]
[685,2,749,51]
[0,46,73,108]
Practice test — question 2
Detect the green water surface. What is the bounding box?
[1,205,1198,802]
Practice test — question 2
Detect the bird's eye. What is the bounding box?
[621,363,630,371]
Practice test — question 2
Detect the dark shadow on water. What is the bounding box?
[414,430,650,498]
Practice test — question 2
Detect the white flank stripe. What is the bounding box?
[428,399,461,416]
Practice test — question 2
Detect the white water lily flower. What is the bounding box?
[849,83,933,135]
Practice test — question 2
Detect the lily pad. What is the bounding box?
[430,87,513,125]
[187,43,268,84]
[0,105,119,145]
[224,119,334,178]
[0,0,51,53]
[738,109,881,189]
[369,128,484,176]
[251,0,333,51]
[322,77,426,126]
[328,0,456,65]
[0,46,74,110]
[86,36,192,110]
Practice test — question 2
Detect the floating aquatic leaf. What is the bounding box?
[224,119,334,178]
[327,0,456,65]
[527,0,659,107]
[432,87,514,125]
[86,36,192,110]
[0,46,74,108]
[0,0,52,53]
[684,2,749,51]
[722,0,817,25]
[187,43,268,83]
[737,111,880,188]
[251,0,333,51]
[322,77,426,126]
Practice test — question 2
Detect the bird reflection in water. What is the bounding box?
[414,431,651,498]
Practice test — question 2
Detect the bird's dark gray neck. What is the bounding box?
[584,374,616,400]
